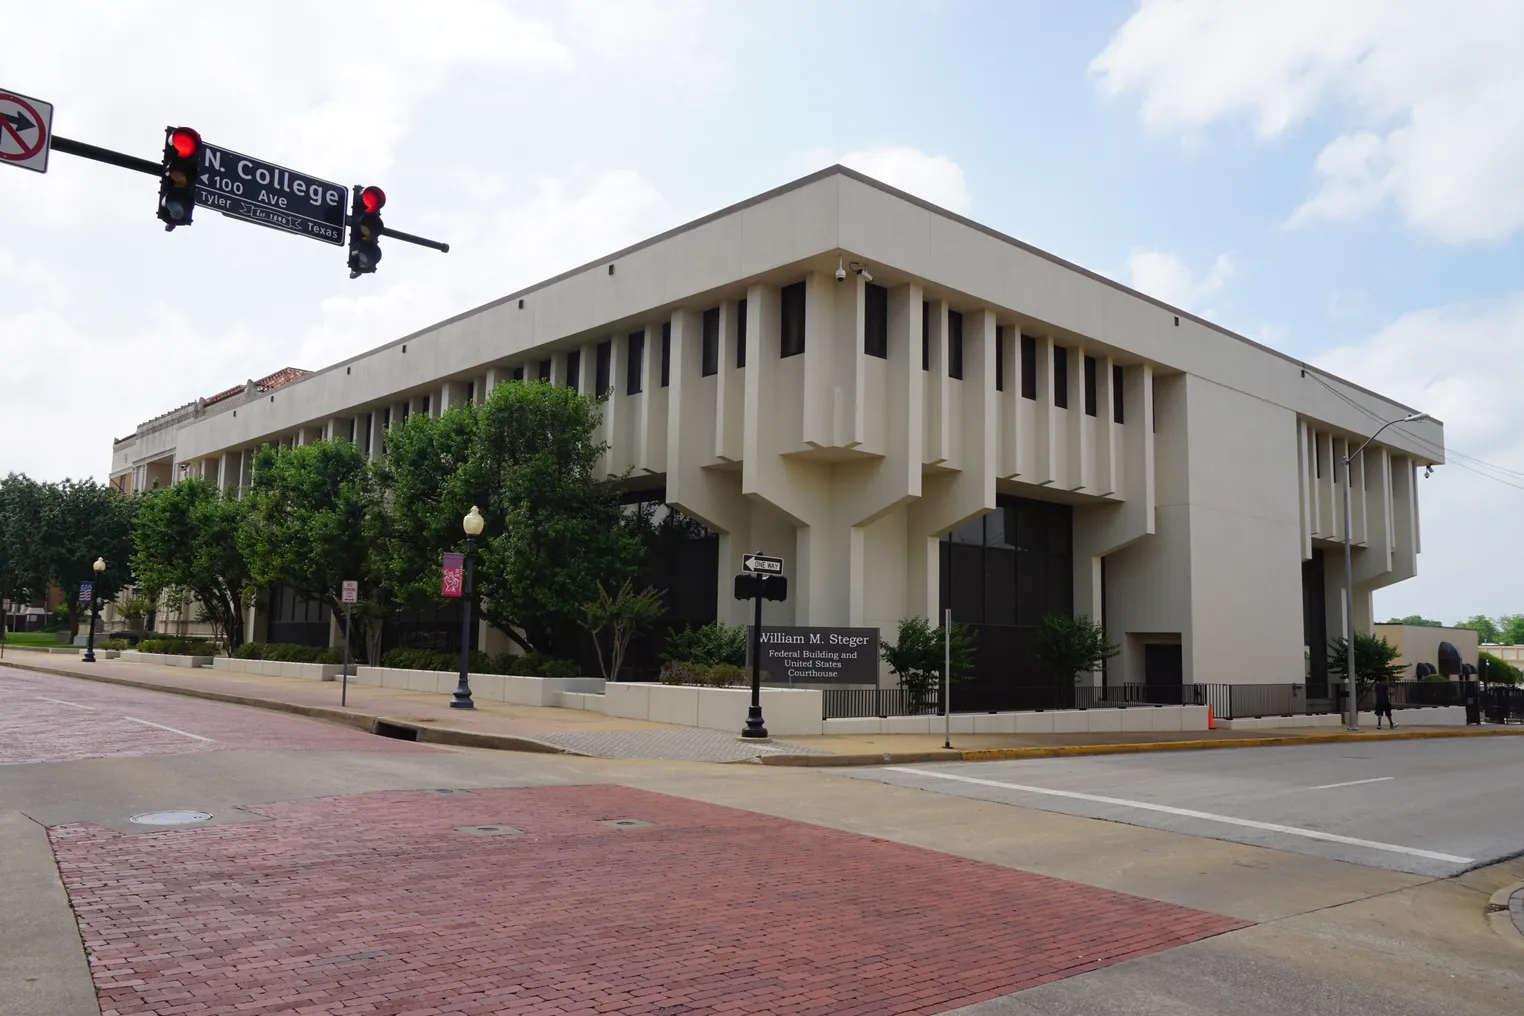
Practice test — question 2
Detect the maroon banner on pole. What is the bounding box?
[441,553,465,598]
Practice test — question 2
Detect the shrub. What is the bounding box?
[659,660,748,687]
[100,639,129,651]
[663,622,747,667]
[376,647,579,676]
[881,616,977,710]
[1035,614,1120,680]
[136,637,222,657]
[233,642,342,665]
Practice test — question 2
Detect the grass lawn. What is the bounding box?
[1,631,75,646]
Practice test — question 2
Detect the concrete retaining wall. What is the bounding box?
[351,667,604,706]
[1219,706,1474,728]
[821,705,1210,737]
[119,650,214,668]
[601,683,824,736]
[213,657,346,682]
[1216,714,1343,730]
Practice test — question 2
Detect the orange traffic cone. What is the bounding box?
[1208,705,1215,730]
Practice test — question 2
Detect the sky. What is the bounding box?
[3,0,1522,626]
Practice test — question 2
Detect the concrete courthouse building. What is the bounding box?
[110,167,1444,695]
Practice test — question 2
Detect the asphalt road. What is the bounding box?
[846,736,1524,876]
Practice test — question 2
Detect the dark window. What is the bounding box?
[1315,438,1321,478]
[1053,345,1069,408]
[996,328,1005,391]
[780,282,806,357]
[382,407,391,429]
[466,382,475,404]
[737,299,747,368]
[511,366,524,382]
[422,395,431,415]
[937,496,1075,689]
[1302,548,1328,697]
[595,340,611,394]
[400,403,410,424]
[922,301,930,371]
[702,308,719,376]
[566,350,581,391]
[947,311,964,379]
[1112,365,1124,423]
[1083,355,1097,416]
[538,359,552,381]
[864,283,888,358]
[1020,334,1037,400]
[661,323,671,387]
[626,330,644,395]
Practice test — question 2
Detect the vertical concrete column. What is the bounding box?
[219,451,234,492]
[1297,418,1314,559]
[1034,336,1058,485]
[1067,345,1091,493]
[1095,355,1117,497]
[799,272,834,450]
[714,300,743,463]
[923,299,949,466]
[997,326,1021,480]
[634,323,659,473]
[369,411,384,461]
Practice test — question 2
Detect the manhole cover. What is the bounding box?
[456,825,522,836]
[130,810,212,826]
[599,818,654,829]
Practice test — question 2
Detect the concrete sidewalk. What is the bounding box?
[6,653,1521,765]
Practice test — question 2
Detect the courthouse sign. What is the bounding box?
[751,625,879,685]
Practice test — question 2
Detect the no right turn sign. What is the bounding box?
[0,89,54,174]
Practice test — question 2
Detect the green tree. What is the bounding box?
[881,616,976,711]
[468,381,645,655]
[0,474,49,607]
[1477,650,1521,685]
[1328,632,1405,704]
[241,441,382,658]
[663,621,747,667]
[1455,614,1503,644]
[1383,614,1442,627]
[132,478,252,654]
[1497,614,1524,646]
[1035,614,1120,681]
[37,480,138,636]
[580,581,664,681]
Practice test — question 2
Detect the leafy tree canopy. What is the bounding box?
[1328,632,1405,688]
[132,478,251,653]
[1035,614,1120,679]
[1454,614,1503,644]
[881,616,977,709]
[1383,614,1442,627]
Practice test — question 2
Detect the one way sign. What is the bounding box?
[742,553,784,574]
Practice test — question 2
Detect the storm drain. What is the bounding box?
[373,721,419,741]
[457,825,523,836]
[130,810,213,827]
[599,818,654,829]
[425,788,470,796]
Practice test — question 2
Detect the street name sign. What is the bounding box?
[742,552,783,574]
[0,88,53,173]
[341,580,358,604]
[195,143,347,245]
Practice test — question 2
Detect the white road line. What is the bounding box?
[885,766,1474,866]
[1309,776,1395,791]
[36,696,95,710]
[121,716,215,742]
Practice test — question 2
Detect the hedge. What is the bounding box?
[233,641,343,665]
[135,638,223,657]
[659,660,748,687]
[378,647,580,677]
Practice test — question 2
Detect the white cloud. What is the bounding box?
[1091,0,1524,243]
[840,147,972,214]
[1316,294,1524,622]
[1125,248,1233,314]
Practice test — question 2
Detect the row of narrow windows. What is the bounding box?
[494,282,1129,425]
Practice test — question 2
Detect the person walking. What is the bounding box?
[1373,678,1396,730]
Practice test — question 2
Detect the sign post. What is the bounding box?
[734,553,789,739]
[340,580,358,707]
[943,608,953,750]
[0,88,54,174]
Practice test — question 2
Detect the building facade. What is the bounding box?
[109,167,1445,692]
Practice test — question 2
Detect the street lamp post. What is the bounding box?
[1341,412,1428,730]
[451,506,484,710]
[82,557,106,664]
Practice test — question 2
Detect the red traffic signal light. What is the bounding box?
[360,186,385,214]
[169,127,200,159]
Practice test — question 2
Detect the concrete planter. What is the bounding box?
[119,650,215,668]
[602,683,824,736]
[350,667,604,706]
[212,657,347,682]
[823,704,1210,737]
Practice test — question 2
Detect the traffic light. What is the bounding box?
[157,126,200,230]
[348,185,385,278]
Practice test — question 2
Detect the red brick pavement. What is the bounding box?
[0,666,436,764]
[52,784,1249,1016]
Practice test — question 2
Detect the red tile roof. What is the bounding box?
[203,367,310,407]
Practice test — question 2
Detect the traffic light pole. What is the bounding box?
[379,226,449,253]
[50,136,159,175]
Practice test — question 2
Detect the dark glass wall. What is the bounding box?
[939,496,1074,694]
[1302,548,1328,696]
[267,585,332,647]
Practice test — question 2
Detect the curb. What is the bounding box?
[760,725,1524,767]
[1486,882,1524,950]
[1,660,584,758]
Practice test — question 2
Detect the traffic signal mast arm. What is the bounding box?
[49,135,160,176]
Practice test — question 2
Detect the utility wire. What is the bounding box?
[1300,367,1524,492]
